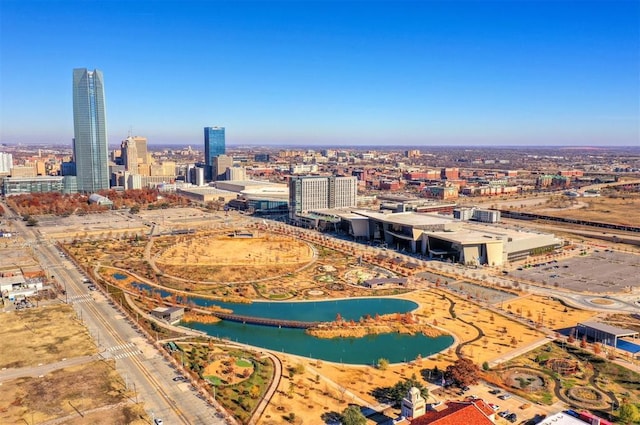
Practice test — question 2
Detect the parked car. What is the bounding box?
[498,393,511,400]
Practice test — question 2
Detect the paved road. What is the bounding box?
[0,354,99,382]
[2,201,230,425]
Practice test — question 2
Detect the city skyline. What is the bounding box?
[1,1,638,147]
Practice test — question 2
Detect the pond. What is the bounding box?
[129,279,454,364]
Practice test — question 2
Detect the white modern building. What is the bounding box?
[0,152,13,174]
[337,210,561,266]
[288,176,358,222]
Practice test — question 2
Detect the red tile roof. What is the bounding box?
[411,400,494,425]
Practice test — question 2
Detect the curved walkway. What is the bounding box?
[247,350,282,425]
[143,228,319,286]
[440,293,486,359]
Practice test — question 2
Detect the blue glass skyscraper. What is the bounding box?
[204,126,226,167]
[72,68,109,192]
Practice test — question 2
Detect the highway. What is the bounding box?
[2,201,230,425]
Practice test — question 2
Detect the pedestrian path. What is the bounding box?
[103,342,142,360]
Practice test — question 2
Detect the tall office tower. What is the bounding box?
[213,154,233,181]
[132,136,148,165]
[204,126,225,175]
[120,137,138,172]
[0,152,13,174]
[72,68,109,192]
[288,176,358,220]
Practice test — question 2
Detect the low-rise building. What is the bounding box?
[150,306,184,323]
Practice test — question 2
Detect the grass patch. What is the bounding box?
[205,376,223,385]
[236,359,252,368]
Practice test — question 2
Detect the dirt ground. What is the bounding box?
[155,233,314,283]
[527,196,640,226]
[0,360,148,425]
[0,304,96,368]
[501,294,596,331]
[204,355,254,385]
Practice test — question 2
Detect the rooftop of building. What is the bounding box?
[577,321,639,337]
[351,210,454,227]
[411,400,494,425]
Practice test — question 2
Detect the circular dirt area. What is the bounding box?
[203,356,255,386]
[503,369,546,392]
[567,387,604,406]
[307,290,325,296]
[155,232,314,283]
[589,298,614,306]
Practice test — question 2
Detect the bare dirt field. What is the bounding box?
[155,233,314,283]
[527,196,640,226]
[0,247,37,269]
[0,360,147,425]
[504,294,597,331]
[0,304,96,368]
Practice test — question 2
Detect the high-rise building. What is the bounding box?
[204,126,225,179]
[0,152,13,174]
[121,137,138,172]
[213,154,233,181]
[72,68,109,192]
[132,136,148,165]
[289,176,358,221]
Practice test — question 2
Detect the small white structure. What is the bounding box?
[401,386,426,419]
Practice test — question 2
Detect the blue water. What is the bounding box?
[127,278,453,364]
[113,273,127,280]
[131,281,418,322]
[185,320,454,365]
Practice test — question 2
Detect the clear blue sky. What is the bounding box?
[1,0,638,147]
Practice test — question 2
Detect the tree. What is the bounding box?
[593,343,602,355]
[618,403,640,425]
[249,385,261,399]
[445,358,480,388]
[341,405,367,425]
[377,358,389,371]
[386,374,428,406]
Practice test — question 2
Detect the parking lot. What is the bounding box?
[510,250,640,293]
[432,381,563,424]
[36,210,148,239]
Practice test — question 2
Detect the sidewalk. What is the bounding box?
[0,354,100,382]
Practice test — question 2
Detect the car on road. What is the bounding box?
[489,403,500,411]
[489,389,501,395]
[507,413,517,423]
[498,393,511,400]
[498,411,510,418]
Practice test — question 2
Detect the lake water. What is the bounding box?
[129,280,453,364]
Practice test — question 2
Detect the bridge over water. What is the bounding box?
[211,311,320,329]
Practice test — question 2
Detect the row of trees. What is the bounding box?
[5,189,192,217]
